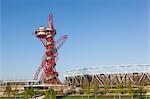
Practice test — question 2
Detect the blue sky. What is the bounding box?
[1,0,150,81]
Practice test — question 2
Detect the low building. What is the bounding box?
[0,80,40,96]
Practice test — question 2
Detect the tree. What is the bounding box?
[44,88,56,99]
[137,82,146,99]
[12,84,19,98]
[44,89,50,99]
[92,78,99,99]
[82,78,90,99]
[127,80,133,99]
[103,81,110,95]
[24,86,34,99]
[5,83,12,97]
[52,91,57,99]
[116,84,125,99]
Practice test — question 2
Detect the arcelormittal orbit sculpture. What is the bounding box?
[34,14,68,84]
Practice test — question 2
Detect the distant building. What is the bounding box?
[0,80,67,96]
[0,80,40,96]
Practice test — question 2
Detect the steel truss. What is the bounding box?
[63,64,150,87]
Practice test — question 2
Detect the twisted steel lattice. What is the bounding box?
[34,14,68,84]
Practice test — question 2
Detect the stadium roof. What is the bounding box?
[63,64,150,77]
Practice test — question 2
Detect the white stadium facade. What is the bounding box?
[63,64,150,87]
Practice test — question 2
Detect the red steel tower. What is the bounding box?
[34,14,67,84]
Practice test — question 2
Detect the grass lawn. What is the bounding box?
[56,95,150,99]
[0,95,150,99]
[0,97,24,99]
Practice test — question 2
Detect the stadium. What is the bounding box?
[63,64,150,87]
